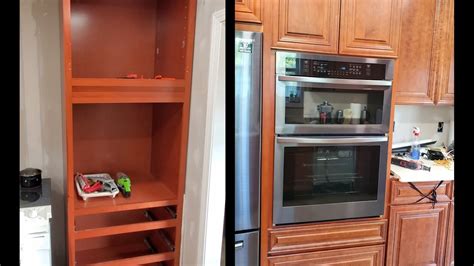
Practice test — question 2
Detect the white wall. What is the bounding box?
[181,0,225,265]
[393,105,454,146]
[20,0,66,264]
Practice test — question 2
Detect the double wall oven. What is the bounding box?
[273,52,394,225]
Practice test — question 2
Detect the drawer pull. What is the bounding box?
[235,240,244,249]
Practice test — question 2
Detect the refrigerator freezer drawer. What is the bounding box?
[235,230,260,266]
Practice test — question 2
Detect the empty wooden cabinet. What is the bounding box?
[61,0,196,265]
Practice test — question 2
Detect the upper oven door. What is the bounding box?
[273,136,388,225]
[275,52,393,135]
[276,75,392,135]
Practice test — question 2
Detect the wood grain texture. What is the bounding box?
[444,202,454,266]
[390,180,453,205]
[235,0,263,24]
[268,244,385,266]
[396,0,453,105]
[435,0,454,105]
[272,0,340,54]
[339,0,402,58]
[71,0,158,78]
[261,0,276,264]
[235,21,263,32]
[395,0,438,104]
[386,203,449,266]
[268,219,387,256]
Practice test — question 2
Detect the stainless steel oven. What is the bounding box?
[276,52,394,135]
[273,136,389,225]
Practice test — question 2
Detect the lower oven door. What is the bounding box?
[273,136,388,225]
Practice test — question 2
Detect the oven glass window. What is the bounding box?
[282,145,380,206]
[284,85,384,125]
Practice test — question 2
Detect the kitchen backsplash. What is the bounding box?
[393,105,454,147]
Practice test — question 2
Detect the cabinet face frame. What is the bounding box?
[271,0,340,54]
[338,0,402,58]
[236,0,263,24]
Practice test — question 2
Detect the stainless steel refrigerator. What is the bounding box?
[235,31,262,266]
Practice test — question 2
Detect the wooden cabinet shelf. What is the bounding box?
[75,231,175,265]
[74,178,177,216]
[72,78,185,104]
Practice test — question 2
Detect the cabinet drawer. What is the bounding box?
[268,244,385,266]
[268,219,387,256]
[390,180,453,205]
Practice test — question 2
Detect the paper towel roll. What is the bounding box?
[350,103,362,124]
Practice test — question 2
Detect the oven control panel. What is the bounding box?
[288,58,387,80]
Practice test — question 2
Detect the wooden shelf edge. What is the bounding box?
[72,78,185,88]
[74,199,179,217]
[88,252,175,266]
[71,93,185,104]
[75,219,177,240]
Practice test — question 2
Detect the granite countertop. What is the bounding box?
[20,178,52,208]
[390,158,454,183]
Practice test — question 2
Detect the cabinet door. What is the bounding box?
[272,0,340,54]
[386,203,449,266]
[269,245,385,266]
[339,0,402,57]
[396,0,453,105]
[436,0,454,105]
[235,0,262,24]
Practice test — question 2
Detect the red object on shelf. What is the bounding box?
[125,73,138,79]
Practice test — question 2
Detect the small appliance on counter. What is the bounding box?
[20,178,52,266]
[20,168,42,188]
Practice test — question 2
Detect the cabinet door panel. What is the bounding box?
[386,203,449,266]
[272,0,340,54]
[436,0,454,105]
[236,0,262,23]
[339,0,402,57]
[269,245,385,266]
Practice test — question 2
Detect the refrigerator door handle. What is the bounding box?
[235,240,244,249]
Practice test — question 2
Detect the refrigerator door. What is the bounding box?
[235,231,260,266]
[235,31,262,232]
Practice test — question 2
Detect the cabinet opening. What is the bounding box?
[75,206,177,232]
[71,0,189,79]
[75,229,175,264]
[72,103,183,212]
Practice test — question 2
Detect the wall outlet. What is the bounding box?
[437,122,444,132]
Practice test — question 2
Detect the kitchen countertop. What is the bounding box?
[20,178,52,208]
[390,158,454,183]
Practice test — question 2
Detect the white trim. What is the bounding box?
[201,9,226,266]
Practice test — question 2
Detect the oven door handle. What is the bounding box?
[276,136,388,145]
[278,75,392,87]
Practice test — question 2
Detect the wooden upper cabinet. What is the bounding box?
[436,0,454,105]
[396,0,454,105]
[272,0,340,54]
[235,0,262,24]
[339,0,402,58]
[386,203,450,266]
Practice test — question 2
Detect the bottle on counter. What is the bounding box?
[410,127,421,160]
